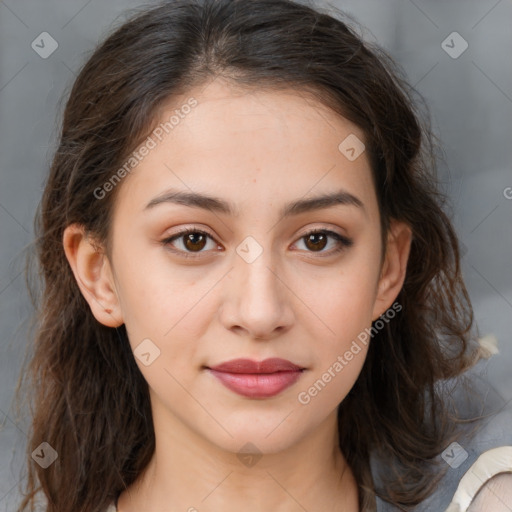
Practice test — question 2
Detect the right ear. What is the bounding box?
[62,223,124,328]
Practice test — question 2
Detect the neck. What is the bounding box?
[118,399,359,512]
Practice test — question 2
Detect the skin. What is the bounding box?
[63,77,413,512]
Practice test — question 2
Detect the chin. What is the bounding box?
[203,420,304,455]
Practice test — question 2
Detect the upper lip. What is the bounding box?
[207,358,304,374]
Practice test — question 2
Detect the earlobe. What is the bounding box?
[62,223,124,328]
[372,220,412,321]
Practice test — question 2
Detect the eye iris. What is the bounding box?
[184,232,207,252]
[305,233,327,251]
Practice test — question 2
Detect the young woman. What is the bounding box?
[16,0,512,511]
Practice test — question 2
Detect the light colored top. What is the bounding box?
[444,446,512,512]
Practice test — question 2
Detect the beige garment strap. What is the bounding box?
[444,445,512,512]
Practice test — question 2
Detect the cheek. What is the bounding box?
[297,339,369,414]
[301,253,380,336]
[113,248,213,375]
[310,284,373,374]
[112,234,181,324]
[294,247,380,390]
[110,242,173,354]
[296,275,374,409]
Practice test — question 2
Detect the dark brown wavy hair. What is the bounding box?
[15,0,483,510]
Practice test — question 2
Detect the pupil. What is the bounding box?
[307,233,327,251]
[185,233,206,251]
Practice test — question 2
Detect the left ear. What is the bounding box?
[371,219,412,321]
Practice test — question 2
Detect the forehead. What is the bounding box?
[113,78,377,221]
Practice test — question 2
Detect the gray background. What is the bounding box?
[1,0,511,509]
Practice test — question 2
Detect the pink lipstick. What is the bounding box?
[207,358,304,398]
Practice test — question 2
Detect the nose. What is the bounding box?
[218,243,294,341]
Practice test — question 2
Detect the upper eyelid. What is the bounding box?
[165,227,218,243]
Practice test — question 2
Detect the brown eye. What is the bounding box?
[294,229,353,255]
[304,232,328,252]
[161,228,219,258]
[182,232,207,252]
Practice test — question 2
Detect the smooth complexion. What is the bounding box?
[63,77,412,512]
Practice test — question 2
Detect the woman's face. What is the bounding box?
[67,78,411,455]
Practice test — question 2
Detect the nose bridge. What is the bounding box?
[222,233,293,338]
[236,234,281,306]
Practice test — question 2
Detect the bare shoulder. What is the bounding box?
[467,472,512,512]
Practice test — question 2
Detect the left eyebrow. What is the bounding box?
[144,187,366,220]
[281,189,365,219]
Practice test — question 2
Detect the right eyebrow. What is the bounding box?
[144,189,236,215]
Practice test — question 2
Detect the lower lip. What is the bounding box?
[208,369,303,398]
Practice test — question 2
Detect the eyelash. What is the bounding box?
[160,227,353,260]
